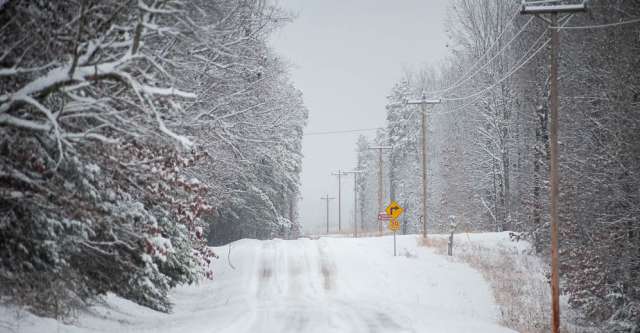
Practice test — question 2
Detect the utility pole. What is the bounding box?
[368,146,392,235]
[340,170,364,238]
[331,170,346,232]
[521,3,586,333]
[407,94,441,239]
[320,194,335,234]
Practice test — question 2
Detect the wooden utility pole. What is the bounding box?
[341,170,364,238]
[320,194,335,234]
[368,146,392,235]
[407,95,441,239]
[331,170,344,232]
[520,3,586,333]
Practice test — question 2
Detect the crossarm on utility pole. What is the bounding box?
[520,3,586,15]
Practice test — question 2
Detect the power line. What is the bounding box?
[393,30,548,143]
[441,29,551,102]
[395,23,556,144]
[437,14,575,104]
[304,127,382,136]
[435,92,486,117]
[424,16,535,98]
[423,8,522,95]
[326,13,634,147]
[556,17,640,29]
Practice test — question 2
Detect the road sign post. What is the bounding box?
[385,201,403,256]
[388,219,401,256]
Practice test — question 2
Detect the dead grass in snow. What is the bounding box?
[420,234,590,333]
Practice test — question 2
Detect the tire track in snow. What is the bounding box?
[257,241,276,299]
[253,239,314,332]
[317,238,336,291]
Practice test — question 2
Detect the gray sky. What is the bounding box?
[269,0,450,234]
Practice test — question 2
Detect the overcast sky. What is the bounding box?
[269,0,450,234]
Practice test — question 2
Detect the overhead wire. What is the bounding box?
[388,10,546,145]
[389,27,549,145]
[556,17,640,29]
[423,8,523,96]
[427,17,536,97]
[440,27,551,102]
[303,14,639,139]
[424,6,632,102]
[387,22,550,146]
[432,14,576,116]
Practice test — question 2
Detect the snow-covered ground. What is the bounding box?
[1,234,517,333]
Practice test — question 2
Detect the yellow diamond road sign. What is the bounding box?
[385,201,404,219]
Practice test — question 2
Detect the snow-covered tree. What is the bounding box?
[0,0,306,318]
[359,0,640,330]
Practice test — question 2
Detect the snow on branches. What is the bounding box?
[0,0,194,164]
[0,0,306,318]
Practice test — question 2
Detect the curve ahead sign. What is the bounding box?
[385,201,404,219]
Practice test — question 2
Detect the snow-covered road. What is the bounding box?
[4,235,516,333]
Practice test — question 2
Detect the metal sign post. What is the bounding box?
[385,201,403,256]
[389,219,401,256]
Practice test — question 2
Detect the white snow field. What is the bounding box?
[1,234,517,333]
